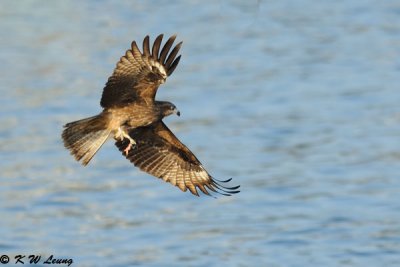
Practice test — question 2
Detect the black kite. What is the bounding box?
[62,34,240,196]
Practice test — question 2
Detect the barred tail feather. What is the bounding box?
[62,114,111,166]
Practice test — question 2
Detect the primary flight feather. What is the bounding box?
[62,34,240,196]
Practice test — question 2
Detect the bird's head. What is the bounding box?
[158,101,180,118]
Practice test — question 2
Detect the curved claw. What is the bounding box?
[124,142,134,155]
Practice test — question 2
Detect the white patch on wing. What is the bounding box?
[149,59,167,77]
[195,169,209,183]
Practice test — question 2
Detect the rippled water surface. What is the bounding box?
[1,1,400,266]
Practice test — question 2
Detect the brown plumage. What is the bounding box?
[62,34,181,165]
[62,34,240,196]
[115,122,240,196]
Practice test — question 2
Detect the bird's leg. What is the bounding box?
[122,133,136,155]
[115,127,136,155]
[114,127,124,141]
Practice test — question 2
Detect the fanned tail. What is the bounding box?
[62,113,111,165]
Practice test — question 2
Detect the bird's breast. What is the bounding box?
[107,104,158,129]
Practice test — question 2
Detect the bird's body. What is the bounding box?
[62,34,239,196]
[106,101,168,129]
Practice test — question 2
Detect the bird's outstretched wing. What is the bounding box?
[115,122,240,196]
[101,34,182,108]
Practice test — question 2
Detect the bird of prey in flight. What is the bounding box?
[62,34,240,196]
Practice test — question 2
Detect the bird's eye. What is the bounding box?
[171,106,175,110]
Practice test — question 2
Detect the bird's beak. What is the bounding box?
[174,108,181,117]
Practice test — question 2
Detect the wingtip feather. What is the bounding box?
[159,35,177,64]
[152,34,164,59]
[167,55,181,76]
[143,35,151,56]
